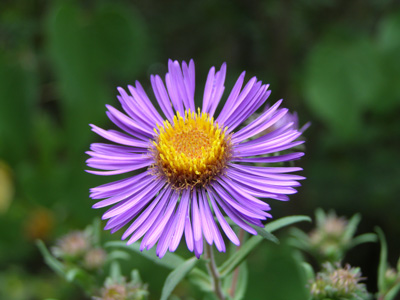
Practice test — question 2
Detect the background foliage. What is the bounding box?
[0,0,399,299]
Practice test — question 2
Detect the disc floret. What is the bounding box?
[152,109,232,189]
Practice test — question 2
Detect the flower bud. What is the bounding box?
[309,262,370,300]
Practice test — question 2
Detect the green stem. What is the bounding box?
[205,243,225,300]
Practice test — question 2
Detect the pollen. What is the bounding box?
[151,109,232,190]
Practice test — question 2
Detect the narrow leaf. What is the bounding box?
[160,257,199,300]
[385,283,400,300]
[219,215,311,277]
[233,262,248,300]
[36,240,65,276]
[348,233,377,249]
[248,223,279,244]
[265,215,311,233]
[105,241,184,269]
[110,261,122,281]
[376,227,388,294]
[343,213,361,241]
[315,208,326,228]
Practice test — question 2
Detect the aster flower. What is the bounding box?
[86,59,306,258]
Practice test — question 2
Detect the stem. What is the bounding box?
[205,243,225,300]
[229,229,246,298]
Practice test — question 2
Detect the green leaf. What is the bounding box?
[106,241,211,292]
[303,31,384,140]
[105,241,184,270]
[301,262,315,282]
[233,262,248,300]
[65,268,87,282]
[36,240,65,276]
[160,257,199,300]
[219,216,311,277]
[110,261,122,281]
[348,233,377,249]
[315,208,326,228]
[376,227,388,294]
[106,250,131,261]
[265,215,312,232]
[343,213,361,241]
[385,283,400,300]
[187,269,213,293]
[248,223,279,244]
[397,257,400,273]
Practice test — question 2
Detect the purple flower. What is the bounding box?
[86,59,306,258]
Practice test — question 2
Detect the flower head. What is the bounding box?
[52,230,90,258]
[310,263,369,300]
[86,59,306,258]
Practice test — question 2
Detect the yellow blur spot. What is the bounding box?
[0,161,14,214]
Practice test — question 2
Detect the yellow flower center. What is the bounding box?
[152,109,232,190]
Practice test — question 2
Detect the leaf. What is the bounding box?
[343,213,361,242]
[219,215,311,277]
[233,262,248,300]
[348,233,377,249]
[65,268,87,282]
[36,240,65,276]
[105,241,184,270]
[248,223,279,244]
[106,241,211,292]
[385,283,400,300]
[301,262,315,282]
[160,257,199,300]
[187,269,213,293]
[314,208,326,228]
[303,31,384,140]
[265,215,312,232]
[106,250,131,261]
[376,227,388,294]
[110,261,122,281]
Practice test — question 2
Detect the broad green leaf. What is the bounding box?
[0,53,37,163]
[160,257,199,300]
[303,31,384,140]
[36,240,65,276]
[376,227,388,294]
[343,213,361,241]
[219,216,311,277]
[105,241,184,270]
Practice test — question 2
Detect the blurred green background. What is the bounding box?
[1,0,399,299]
